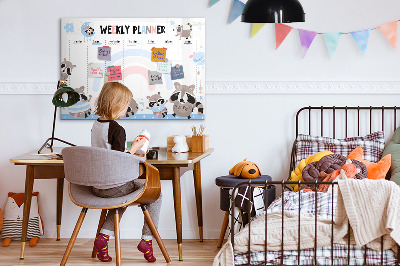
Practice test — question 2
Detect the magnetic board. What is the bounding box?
[60,18,205,120]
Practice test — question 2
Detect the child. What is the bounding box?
[91,82,162,263]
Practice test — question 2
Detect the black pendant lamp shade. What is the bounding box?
[241,0,305,23]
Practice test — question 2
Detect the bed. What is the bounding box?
[214,106,400,266]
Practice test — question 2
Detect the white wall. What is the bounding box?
[1,0,400,240]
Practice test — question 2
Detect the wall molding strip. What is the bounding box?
[1,81,400,95]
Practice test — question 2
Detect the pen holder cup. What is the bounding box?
[191,135,209,153]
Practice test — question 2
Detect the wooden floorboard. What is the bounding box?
[0,239,222,265]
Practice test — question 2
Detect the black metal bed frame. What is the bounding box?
[230,106,400,266]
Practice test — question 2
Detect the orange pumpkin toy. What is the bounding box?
[229,159,261,179]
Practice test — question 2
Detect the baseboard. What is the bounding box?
[1,81,400,94]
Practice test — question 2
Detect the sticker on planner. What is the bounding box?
[151,47,167,62]
[170,64,184,80]
[148,71,163,85]
[98,46,111,61]
[157,61,171,73]
[88,63,103,78]
[107,66,122,81]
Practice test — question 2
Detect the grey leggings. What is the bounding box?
[92,180,162,240]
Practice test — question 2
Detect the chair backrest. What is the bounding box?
[62,146,145,187]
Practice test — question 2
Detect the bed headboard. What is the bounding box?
[290,106,400,179]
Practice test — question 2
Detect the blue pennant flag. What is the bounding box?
[351,29,371,55]
[229,0,245,24]
[323,33,341,58]
[209,0,221,7]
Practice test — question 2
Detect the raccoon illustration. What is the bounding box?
[70,108,92,118]
[84,25,94,36]
[60,58,76,80]
[147,92,167,118]
[175,23,192,40]
[74,86,92,102]
[125,98,139,117]
[169,82,204,119]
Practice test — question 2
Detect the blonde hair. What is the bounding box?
[95,82,133,120]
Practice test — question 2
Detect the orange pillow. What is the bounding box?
[347,146,391,180]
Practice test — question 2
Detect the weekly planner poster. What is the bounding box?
[60,18,205,120]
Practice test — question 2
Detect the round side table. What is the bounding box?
[215,175,275,248]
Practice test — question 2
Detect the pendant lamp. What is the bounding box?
[241,0,305,23]
[38,80,80,154]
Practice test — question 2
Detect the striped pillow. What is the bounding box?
[294,131,385,167]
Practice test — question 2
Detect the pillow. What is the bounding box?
[348,146,391,180]
[289,150,333,191]
[302,154,368,190]
[295,131,385,167]
[382,126,400,184]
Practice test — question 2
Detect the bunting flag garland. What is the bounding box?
[351,29,370,55]
[251,23,266,38]
[378,21,398,50]
[209,0,221,8]
[229,0,245,24]
[208,3,400,58]
[298,29,317,58]
[275,23,293,49]
[323,33,341,58]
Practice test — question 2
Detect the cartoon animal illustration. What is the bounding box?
[125,98,139,117]
[60,58,76,80]
[169,82,204,119]
[175,23,192,40]
[147,92,168,118]
[75,86,92,102]
[83,25,94,36]
[69,108,92,119]
[1,192,43,247]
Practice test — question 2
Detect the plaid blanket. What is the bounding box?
[234,191,397,265]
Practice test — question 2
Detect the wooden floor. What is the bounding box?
[0,239,221,265]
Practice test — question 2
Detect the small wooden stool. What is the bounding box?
[215,175,275,248]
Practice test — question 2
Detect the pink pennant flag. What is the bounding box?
[275,23,293,49]
[298,29,317,58]
[378,21,398,50]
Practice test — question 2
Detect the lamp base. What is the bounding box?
[38,137,76,154]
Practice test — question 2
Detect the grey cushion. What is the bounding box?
[69,180,145,208]
[62,146,145,188]
[382,126,400,184]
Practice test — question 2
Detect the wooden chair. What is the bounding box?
[60,146,171,265]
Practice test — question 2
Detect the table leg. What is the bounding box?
[193,161,203,242]
[172,167,183,261]
[56,178,64,241]
[20,165,35,259]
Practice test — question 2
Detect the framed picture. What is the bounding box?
[60,18,205,120]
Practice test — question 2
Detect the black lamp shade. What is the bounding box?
[241,0,305,23]
[52,85,80,107]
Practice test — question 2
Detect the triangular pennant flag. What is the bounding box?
[378,21,398,50]
[209,0,220,7]
[275,23,293,49]
[298,29,317,58]
[229,0,245,24]
[351,29,370,55]
[323,33,341,58]
[251,23,266,38]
